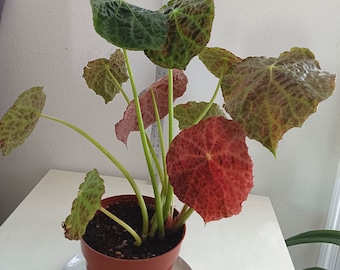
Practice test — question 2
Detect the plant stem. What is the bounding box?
[165,68,174,216]
[194,75,222,125]
[167,69,174,144]
[39,113,149,240]
[106,65,131,104]
[100,206,142,246]
[146,135,164,186]
[150,89,167,187]
[175,205,194,230]
[123,49,165,238]
[163,184,174,220]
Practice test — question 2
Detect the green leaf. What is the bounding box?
[90,0,169,50]
[286,230,340,247]
[145,0,215,69]
[222,47,336,155]
[63,169,105,240]
[174,101,226,130]
[0,87,46,156]
[83,49,129,104]
[109,49,129,83]
[199,47,242,78]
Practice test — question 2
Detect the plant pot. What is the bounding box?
[81,195,186,270]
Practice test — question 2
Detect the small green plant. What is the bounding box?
[0,0,336,247]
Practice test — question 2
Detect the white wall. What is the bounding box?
[0,0,339,269]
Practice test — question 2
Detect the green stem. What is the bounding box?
[39,113,149,239]
[100,206,142,246]
[150,89,167,187]
[146,135,164,186]
[164,68,175,217]
[123,49,165,238]
[106,65,130,104]
[167,69,174,144]
[163,184,173,220]
[193,75,222,125]
[175,204,189,224]
[175,205,194,230]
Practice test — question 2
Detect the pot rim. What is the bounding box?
[81,194,186,262]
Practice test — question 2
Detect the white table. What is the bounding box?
[0,169,294,270]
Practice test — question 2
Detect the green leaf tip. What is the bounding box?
[90,0,169,50]
[222,47,336,155]
[62,169,105,240]
[83,49,129,104]
[0,86,46,156]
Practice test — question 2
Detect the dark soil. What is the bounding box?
[82,199,184,260]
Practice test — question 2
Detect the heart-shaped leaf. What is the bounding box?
[145,0,215,69]
[222,47,336,155]
[174,101,225,130]
[90,0,169,50]
[0,87,46,156]
[115,69,188,144]
[83,49,129,104]
[63,169,105,240]
[199,47,242,78]
[167,116,253,223]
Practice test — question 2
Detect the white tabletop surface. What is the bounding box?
[0,169,294,270]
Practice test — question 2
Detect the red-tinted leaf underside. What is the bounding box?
[167,116,254,222]
[115,69,188,144]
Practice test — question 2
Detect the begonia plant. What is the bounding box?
[0,0,336,248]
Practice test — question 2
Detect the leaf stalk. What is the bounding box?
[39,113,149,239]
[123,49,165,238]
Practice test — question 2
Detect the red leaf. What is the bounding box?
[115,69,188,144]
[166,116,253,222]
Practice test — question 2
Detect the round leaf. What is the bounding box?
[63,169,105,240]
[167,116,254,223]
[0,87,46,156]
[90,0,169,50]
[222,48,336,155]
[83,49,129,104]
[145,0,215,69]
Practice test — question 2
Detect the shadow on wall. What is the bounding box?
[0,0,5,22]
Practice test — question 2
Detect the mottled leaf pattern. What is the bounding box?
[109,49,129,84]
[167,116,253,222]
[83,49,129,104]
[90,0,168,50]
[145,0,215,69]
[0,87,46,156]
[222,47,336,155]
[63,169,105,240]
[199,47,242,78]
[115,69,188,144]
[174,101,225,130]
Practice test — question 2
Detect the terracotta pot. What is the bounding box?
[81,195,186,270]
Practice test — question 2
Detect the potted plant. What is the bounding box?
[0,0,336,269]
